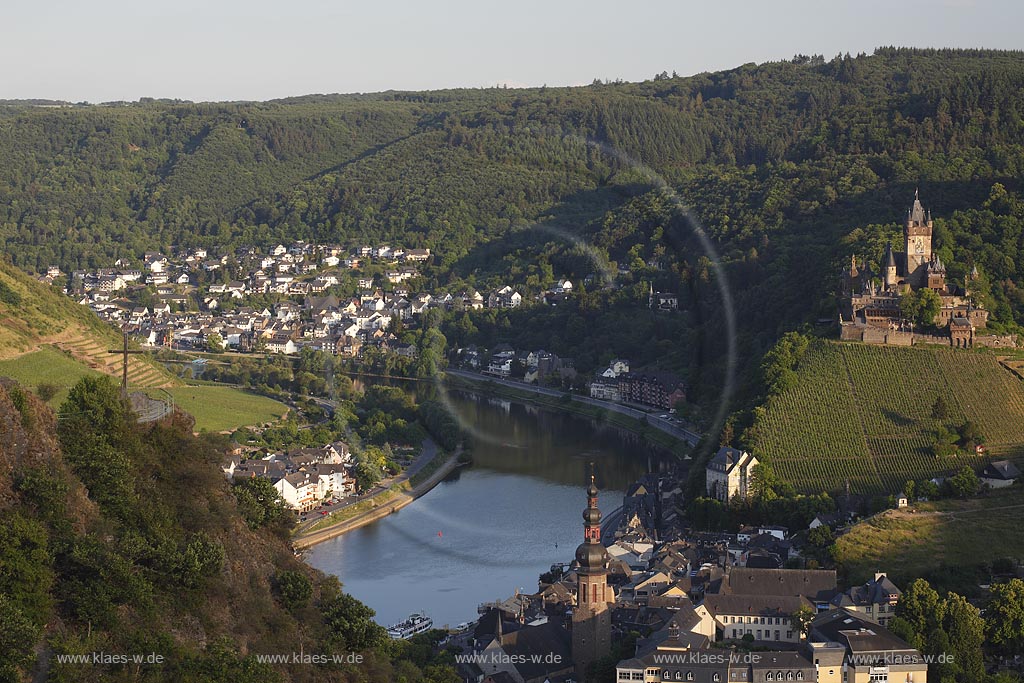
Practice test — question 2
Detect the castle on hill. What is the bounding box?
[840,191,988,347]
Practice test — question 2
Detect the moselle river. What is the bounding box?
[305,388,667,629]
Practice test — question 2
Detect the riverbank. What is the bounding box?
[443,369,696,458]
[292,446,465,550]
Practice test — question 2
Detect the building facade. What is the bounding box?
[705,447,759,504]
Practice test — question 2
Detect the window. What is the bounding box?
[713,675,720,682]
[687,673,694,681]
[766,674,774,681]
[796,674,803,681]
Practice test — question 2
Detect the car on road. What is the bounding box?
[320,510,329,515]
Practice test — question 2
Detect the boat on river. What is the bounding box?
[387,612,433,639]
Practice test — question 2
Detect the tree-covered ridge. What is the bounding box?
[4,48,1024,412]
[0,377,458,683]
[4,49,1024,266]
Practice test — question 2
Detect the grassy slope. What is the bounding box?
[165,385,288,433]
[753,341,1024,494]
[0,259,176,385]
[834,486,1024,585]
[0,346,103,406]
[0,259,115,357]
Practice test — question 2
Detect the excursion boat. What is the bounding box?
[387,612,433,639]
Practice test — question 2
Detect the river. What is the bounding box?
[305,388,666,630]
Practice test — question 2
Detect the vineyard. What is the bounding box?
[752,341,1024,494]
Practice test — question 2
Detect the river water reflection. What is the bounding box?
[305,389,664,629]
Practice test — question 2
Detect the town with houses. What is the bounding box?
[41,240,689,409]
[445,458,957,683]
[443,440,1022,682]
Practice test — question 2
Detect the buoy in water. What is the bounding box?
[437,531,443,537]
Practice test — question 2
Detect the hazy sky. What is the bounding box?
[4,0,1022,102]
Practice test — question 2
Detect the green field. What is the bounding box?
[753,341,1024,494]
[834,486,1024,585]
[166,386,289,433]
[0,346,104,406]
[0,347,287,432]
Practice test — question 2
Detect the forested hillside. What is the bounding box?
[4,48,1024,409]
[0,377,456,683]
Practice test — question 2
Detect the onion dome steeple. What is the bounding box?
[575,465,609,573]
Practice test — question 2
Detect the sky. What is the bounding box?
[3,0,1023,103]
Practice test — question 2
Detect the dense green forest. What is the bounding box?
[0,376,458,683]
[4,48,1024,415]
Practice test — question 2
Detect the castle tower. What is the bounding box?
[904,189,933,286]
[883,242,898,290]
[572,469,612,681]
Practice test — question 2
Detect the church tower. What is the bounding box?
[904,189,933,286]
[572,469,612,681]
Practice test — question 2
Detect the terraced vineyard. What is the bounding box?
[55,334,175,388]
[753,341,1024,494]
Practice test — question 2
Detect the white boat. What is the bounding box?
[387,612,434,639]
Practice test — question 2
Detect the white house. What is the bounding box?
[273,472,319,512]
[981,460,1021,489]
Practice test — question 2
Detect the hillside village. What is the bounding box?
[40,240,690,412]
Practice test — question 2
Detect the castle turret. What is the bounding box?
[572,468,611,681]
[904,189,933,286]
[883,242,898,290]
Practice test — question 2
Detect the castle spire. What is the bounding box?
[909,190,927,226]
